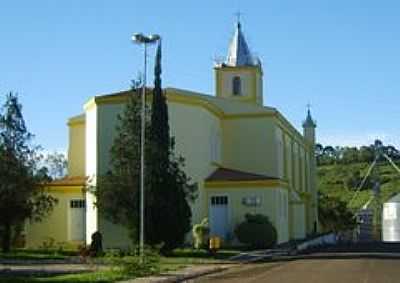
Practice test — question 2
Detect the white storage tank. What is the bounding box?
[382,194,400,242]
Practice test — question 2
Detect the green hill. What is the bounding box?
[318,161,400,210]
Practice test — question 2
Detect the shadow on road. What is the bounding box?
[266,242,400,263]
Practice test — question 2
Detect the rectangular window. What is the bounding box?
[211,196,228,206]
[70,199,85,209]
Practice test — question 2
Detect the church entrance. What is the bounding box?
[209,195,229,239]
[68,199,86,241]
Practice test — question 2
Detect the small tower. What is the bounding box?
[302,107,317,144]
[303,106,318,233]
[214,20,263,105]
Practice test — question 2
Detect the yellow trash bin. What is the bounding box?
[209,236,221,253]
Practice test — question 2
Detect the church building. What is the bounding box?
[25,21,318,249]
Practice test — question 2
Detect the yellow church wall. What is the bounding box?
[204,186,289,244]
[67,115,86,177]
[167,100,221,227]
[87,101,132,248]
[290,202,306,239]
[96,103,124,176]
[76,88,316,246]
[256,72,263,105]
[220,70,255,99]
[25,187,85,248]
[284,135,293,187]
[215,66,262,105]
[221,117,278,177]
[275,127,284,179]
[89,97,222,247]
[85,104,98,244]
[282,133,312,239]
[96,102,133,248]
[85,191,98,245]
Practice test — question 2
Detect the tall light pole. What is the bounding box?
[132,33,160,258]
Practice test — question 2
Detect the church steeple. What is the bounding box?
[303,107,317,144]
[303,108,317,129]
[214,20,264,105]
[225,21,260,67]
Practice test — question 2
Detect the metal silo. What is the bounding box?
[382,194,400,242]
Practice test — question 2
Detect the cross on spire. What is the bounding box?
[303,102,316,128]
[306,103,312,112]
[234,11,243,27]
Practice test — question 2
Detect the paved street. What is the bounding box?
[193,255,400,283]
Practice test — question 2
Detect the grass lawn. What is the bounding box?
[0,248,240,283]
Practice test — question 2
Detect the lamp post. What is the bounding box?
[132,33,160,258]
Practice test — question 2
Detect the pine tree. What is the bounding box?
[147,41,196,253]
[0,92,57,252]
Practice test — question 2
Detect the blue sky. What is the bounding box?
[1,0,399,152]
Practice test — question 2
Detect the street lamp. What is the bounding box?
[132,33,160,258]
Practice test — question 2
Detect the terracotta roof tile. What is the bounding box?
[206,167,278,182]
[49,176,86,186]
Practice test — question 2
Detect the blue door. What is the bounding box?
[209,196,229,239]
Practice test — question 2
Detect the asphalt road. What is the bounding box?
[193,255,400,283]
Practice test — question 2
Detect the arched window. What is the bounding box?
[232,76,241,96]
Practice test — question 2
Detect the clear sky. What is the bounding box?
[1,0,399,152]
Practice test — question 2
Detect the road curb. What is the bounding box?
[122,264,236,283]
[156,266,230,283]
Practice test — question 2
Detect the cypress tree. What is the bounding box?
[96,43,196,252]
[147,41,196,253]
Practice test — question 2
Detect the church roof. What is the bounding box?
[49,176,86,186]
[206,167,277,182]
[84,87,308,147]
[386,193,400,203]
[302,109,316,128]
[225,22,260,67]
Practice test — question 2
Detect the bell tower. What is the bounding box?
[214,21,263,105]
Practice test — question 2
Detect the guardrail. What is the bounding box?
[296,233,337,252]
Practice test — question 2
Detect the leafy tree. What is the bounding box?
[315,143,324,165]
[0,93,57,252]
[44,151,68,179]
[94,85,147,242]
[323,146,336,164]
[373,139,383,151]
[318,192,356,233]
[359,146,374,163]
[342,147,359,164]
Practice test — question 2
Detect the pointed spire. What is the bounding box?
[225,20,259,67]
[303,105,317,128]
[154,40,162,79]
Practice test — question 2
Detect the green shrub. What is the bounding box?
[192,218,210,249]
[106,247,161,277]
[234,214,277,249]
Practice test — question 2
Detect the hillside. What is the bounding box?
[318,161,400,210]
